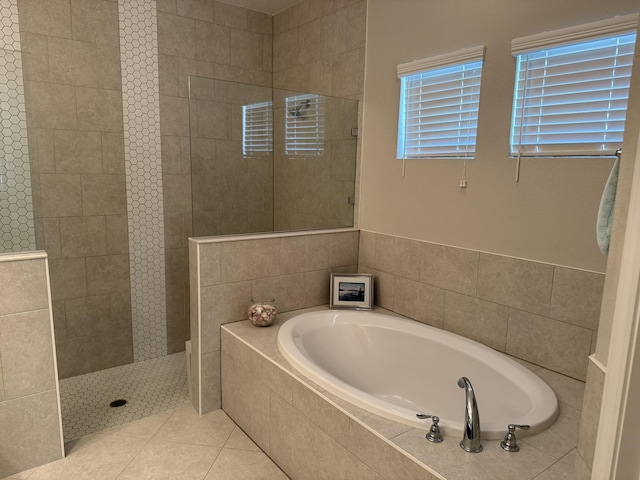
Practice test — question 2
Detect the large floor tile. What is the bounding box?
[204,448,288,480]
[152,407,236,446]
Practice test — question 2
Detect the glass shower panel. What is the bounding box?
[189,76,358,237]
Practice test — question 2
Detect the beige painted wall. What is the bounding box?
[360,0,640,273]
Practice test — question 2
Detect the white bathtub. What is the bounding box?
[277,309,558,440]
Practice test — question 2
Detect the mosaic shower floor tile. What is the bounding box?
[59,352,190,442]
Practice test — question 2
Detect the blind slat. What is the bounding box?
[285,94,325,157]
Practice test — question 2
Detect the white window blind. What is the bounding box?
[510,14,638,157]
[285,94,325,157]
[242,101,273,157]
[397,46,485,159]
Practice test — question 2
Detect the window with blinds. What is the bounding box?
[242,101,273,158]
[285,94,325,157]
[397,46,485,160]
[510,15,638,157]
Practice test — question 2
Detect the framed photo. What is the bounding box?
[330,273,373,310]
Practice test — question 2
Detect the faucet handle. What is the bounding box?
[416,414,443,443]
[500,424,530,452]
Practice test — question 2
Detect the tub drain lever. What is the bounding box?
[416,414,443,443]
[500,424,530,452]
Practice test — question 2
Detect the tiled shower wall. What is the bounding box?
[0,252,63,477]
[359,230,604,381]
[189,229,360,414]
[19,0,133,378]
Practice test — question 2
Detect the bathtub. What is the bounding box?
[277,309,558,440]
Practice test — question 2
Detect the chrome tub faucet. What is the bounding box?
[457,377,482,453]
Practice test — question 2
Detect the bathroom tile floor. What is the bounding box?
[59,352,191,442]
[1,406,289,480]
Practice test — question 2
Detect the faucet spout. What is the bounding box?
[457,377,482,453]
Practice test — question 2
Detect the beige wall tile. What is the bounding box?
[157,12,196,59]
[304,269,332,306]
[577,360,605,470]
[18,0,72,37]
[360,267,394,310]
[331,49,362,98]
[81,174,127,216]
[177,57,214,97]
[252,273,308,313]
[394,276,445,328]
[43,217,62,259]
[200,352,222,413]
[213,1,247,29]
[0,310,56,399]
[443,291,509,351]
[96,45,122,91]
[163,173,192,215]
[20,33,50,82]
[31,82,77,130]
[507,309,591,381]
[59,216,107,258]
[230,29,264,71]
[220,238,280,282]
[550,267,604,331]
[49,257,87,300]
[157,0,177,14]
[0,390,63,478]
[358,230,376,268]
[53,130,103,174]
[320,9,346,58]
[420,242,479,296]
[478,253,554,316]
[40,174,82,217]
[0,258,49,315]
[374,234,421,281]
[199,242,221,287]
[106,214,129,254]
[101,132,125,174]
[220,352,270,446]
[76,87,123,131]
[201,281,251,353]
[64,294,110,338]
[85,254,130,296]
[329,231,359,267]
[317,429,382,480]
[70,0,119,46]
[48,37,98,87]
[160,95,190,136]
[269,393,319,479]
[35,129,55,173]
[345,1,366,50]
[247,10,272,35]
[177,0,214,22]
[158,53,179,96]
[280,235,330,274]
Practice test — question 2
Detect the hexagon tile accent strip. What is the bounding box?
[0,0,36,253]
[118,0,167,361]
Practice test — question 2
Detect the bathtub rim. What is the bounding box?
[277,308,559,439]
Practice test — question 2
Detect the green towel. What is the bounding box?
[596,156,620,255]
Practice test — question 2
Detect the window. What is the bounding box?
[396,46,485,159]
[242,101,273,157]
[510,14,638,157]
[285,93,325,157]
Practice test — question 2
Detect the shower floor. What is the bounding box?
[59,352,191,442]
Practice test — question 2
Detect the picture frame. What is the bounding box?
[330,273,374,310]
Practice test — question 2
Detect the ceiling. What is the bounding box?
[217,0,304,15]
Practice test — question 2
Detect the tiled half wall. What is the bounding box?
[189,228,360,414]
[0,252,64,477]
[359,230,604,382]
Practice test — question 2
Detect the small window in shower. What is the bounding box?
[396,45,485,160]
[285,93,325,157]
[242,100,273,158]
